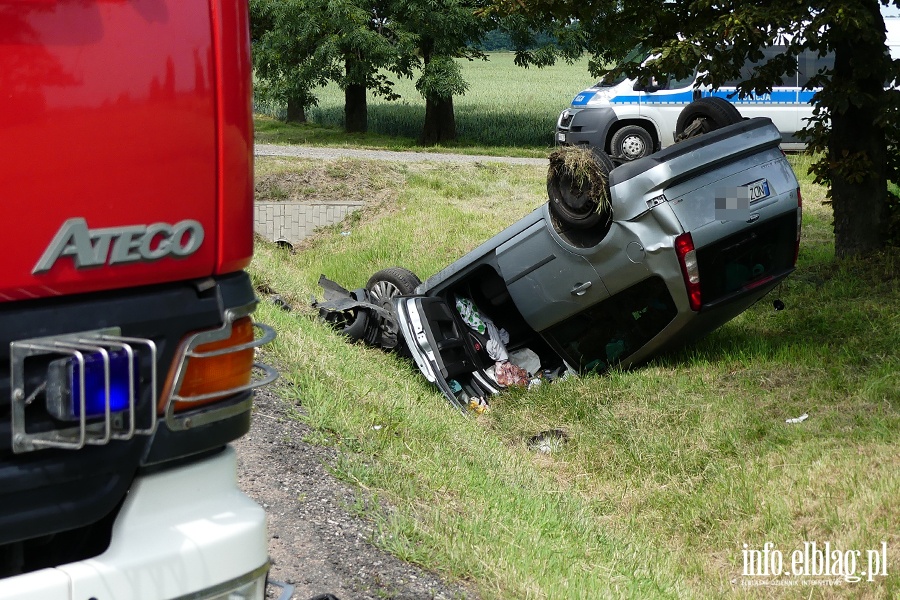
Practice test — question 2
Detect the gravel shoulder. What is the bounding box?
[255,143,546,166]
[234,386,479,600]
[239,144,493,599]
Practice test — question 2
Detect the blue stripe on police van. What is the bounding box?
[608,91,694,104]
[639,91,696,104]
[610,95,642,104]
[707,89,804,104]
[571,91,597,106]
[572,88,817,107]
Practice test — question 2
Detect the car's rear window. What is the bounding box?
[696,212,796,306]
[544,276,677,373]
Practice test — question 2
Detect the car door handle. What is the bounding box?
[570,281,592,296]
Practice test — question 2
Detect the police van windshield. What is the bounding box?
[597,47,650,87]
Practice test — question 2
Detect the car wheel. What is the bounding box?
[674,97,743,142]
[610,125,653,160]
[331,289,372,341]
[366,267,421,309]
[547,147,615,230]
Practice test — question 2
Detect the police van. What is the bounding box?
[557,28,900,160]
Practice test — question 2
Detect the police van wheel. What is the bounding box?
[674,97,743,142]
[611,125,653,160]
[547,147,615,230]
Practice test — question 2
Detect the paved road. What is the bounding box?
[255,143,546,166]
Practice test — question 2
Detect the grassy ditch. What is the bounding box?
[249,153,899,599]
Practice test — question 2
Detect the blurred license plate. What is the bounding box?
[557,132,566,143]
[745,179,770,203]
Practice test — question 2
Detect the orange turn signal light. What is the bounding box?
[172,316,255,412]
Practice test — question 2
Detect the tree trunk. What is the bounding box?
[420,95,457,145]
[344,82,368,133]
[285,96,306,123]
[829,8,889,258]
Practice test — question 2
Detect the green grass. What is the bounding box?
[249,154,899,599]
[254,52,594,151]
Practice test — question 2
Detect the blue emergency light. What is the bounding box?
[47,348,138,420]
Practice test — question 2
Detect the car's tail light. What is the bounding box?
[159,303,276,430]
[675,232,702,311]
[794,187,802,264]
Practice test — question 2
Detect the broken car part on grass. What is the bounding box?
[313,99,802,411]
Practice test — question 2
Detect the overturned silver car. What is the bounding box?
[315,101,802,409]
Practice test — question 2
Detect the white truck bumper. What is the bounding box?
[0,446,269,600]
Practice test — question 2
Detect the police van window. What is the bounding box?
[724,45,795,87]
[798,50,835,88]
[667,70,697,90]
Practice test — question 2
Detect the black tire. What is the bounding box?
[547,147,615,230]
[334,289,371,341]
[366,267,421,309]
[674,97,743,142]
[610,125,654,160]
[339,306,370,341]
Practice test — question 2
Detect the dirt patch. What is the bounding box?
[234,386,479,600]
[255,157,402,205]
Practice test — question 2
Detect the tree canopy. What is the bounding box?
[494,0,900,257]
[250,0,413,130]
[250,0,496,143]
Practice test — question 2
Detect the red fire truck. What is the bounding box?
[1,1,276,598]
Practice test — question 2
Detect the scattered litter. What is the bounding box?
[372,425,383,431]
[528,429,569,454]
[508,347,541,377]
[341,231,351,236]
[773,299,785,311]
[495,361,529,387]
[785,412,809,424]
[542,366,569,382]
[467,397,489,414]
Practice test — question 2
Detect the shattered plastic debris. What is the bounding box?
[785,412,809,424]
[271,295,291,311]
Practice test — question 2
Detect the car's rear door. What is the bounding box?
[495,219,610,332]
